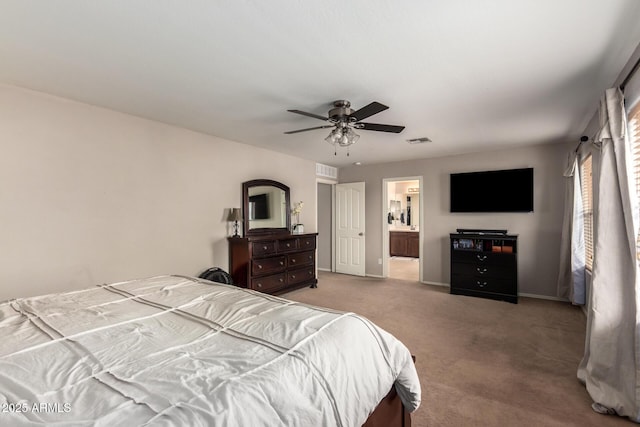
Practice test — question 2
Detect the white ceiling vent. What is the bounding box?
[316,163,338,180]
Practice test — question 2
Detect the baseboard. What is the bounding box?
[421,281,450,288]
[328,273,570,302]
[318,267,332,272]
[518,292,569,302]
[424,281,570,301]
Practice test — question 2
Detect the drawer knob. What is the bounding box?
[258,264,263,269]
[279,278,284,282]
[291,275,296,279]
[477,255,487,261]
[279,261,284,266]
[476,281,488,288]
[291,259,296,263]
[263,246,268,250]
[286,243,291,247]
[476,267,487,274]
[257,283,262,288]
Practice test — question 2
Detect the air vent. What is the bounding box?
[316,163,338,180]
[407,137,432,144]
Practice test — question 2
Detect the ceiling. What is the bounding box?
[2,1,640,168]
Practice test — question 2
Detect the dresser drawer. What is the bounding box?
[278,238,300,253]
[252,273,286,293]
[252,256,286,276]
[299,236,317,251]
[287,250,315,268]
[288,266,316,286]
[452,251,514,266]
[452,262,516,279]
[451,274,515,295]
[252,241,277,256]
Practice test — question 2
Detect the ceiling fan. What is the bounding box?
[284,100,405,154]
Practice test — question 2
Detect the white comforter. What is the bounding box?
[0,275,420,426]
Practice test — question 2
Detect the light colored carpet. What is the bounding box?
[389,256,420,281]
[284,271,632,427]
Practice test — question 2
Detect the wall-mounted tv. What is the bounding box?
[450,167,533,213]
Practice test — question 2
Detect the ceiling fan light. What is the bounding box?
[325,128,342,144]
[333,127,359,146]
[346,128,360,144]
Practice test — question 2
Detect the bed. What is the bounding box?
[0,275,420,426]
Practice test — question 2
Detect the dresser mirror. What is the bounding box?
[242,179,291,236]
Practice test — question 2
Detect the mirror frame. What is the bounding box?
[242,179,291,236]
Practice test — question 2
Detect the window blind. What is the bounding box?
[629,104,640,257]
[581,155,594,270]
[631,104,640,198]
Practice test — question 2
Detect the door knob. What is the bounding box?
[358,232,364,236]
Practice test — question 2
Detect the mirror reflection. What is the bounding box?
[247,185,287,229]
[242,179,290,236]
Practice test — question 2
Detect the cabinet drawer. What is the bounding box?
[299,236,317,250]
[252,256,286,276]
[451,274,515,295]
[278,238,300,253]
[288,266,316,286]
[252,241,277,256]
[252,273,286,293]
[452,250,515,265]
[452,262,516,279]
[287,250,315,268]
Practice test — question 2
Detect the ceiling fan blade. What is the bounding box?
[284,125,334,134]
[358,122,405,133]
[287,109,329,121]
[350,102,389,121]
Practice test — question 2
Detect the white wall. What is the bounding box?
[317,182,332,270]
[339,142,570,298]
[0,84,317,300]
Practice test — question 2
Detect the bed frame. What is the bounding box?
[362,384,411,427]
[362,356,415,427]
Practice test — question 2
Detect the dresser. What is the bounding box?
[450,232,518,303]
[228,233,318,295]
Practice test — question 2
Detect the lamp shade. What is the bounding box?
[228,208,242,221]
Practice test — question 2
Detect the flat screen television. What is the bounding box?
[450,167,533,213]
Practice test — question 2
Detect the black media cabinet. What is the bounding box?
[450,231,518,303]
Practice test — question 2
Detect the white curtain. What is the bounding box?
[557,151,586,304]
[577,88,640,420]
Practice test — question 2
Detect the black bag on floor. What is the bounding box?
[198,267,233,285]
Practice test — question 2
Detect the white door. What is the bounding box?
[335,182,366,276]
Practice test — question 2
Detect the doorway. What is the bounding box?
[316,180,366,277]
[383,177,422,281]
